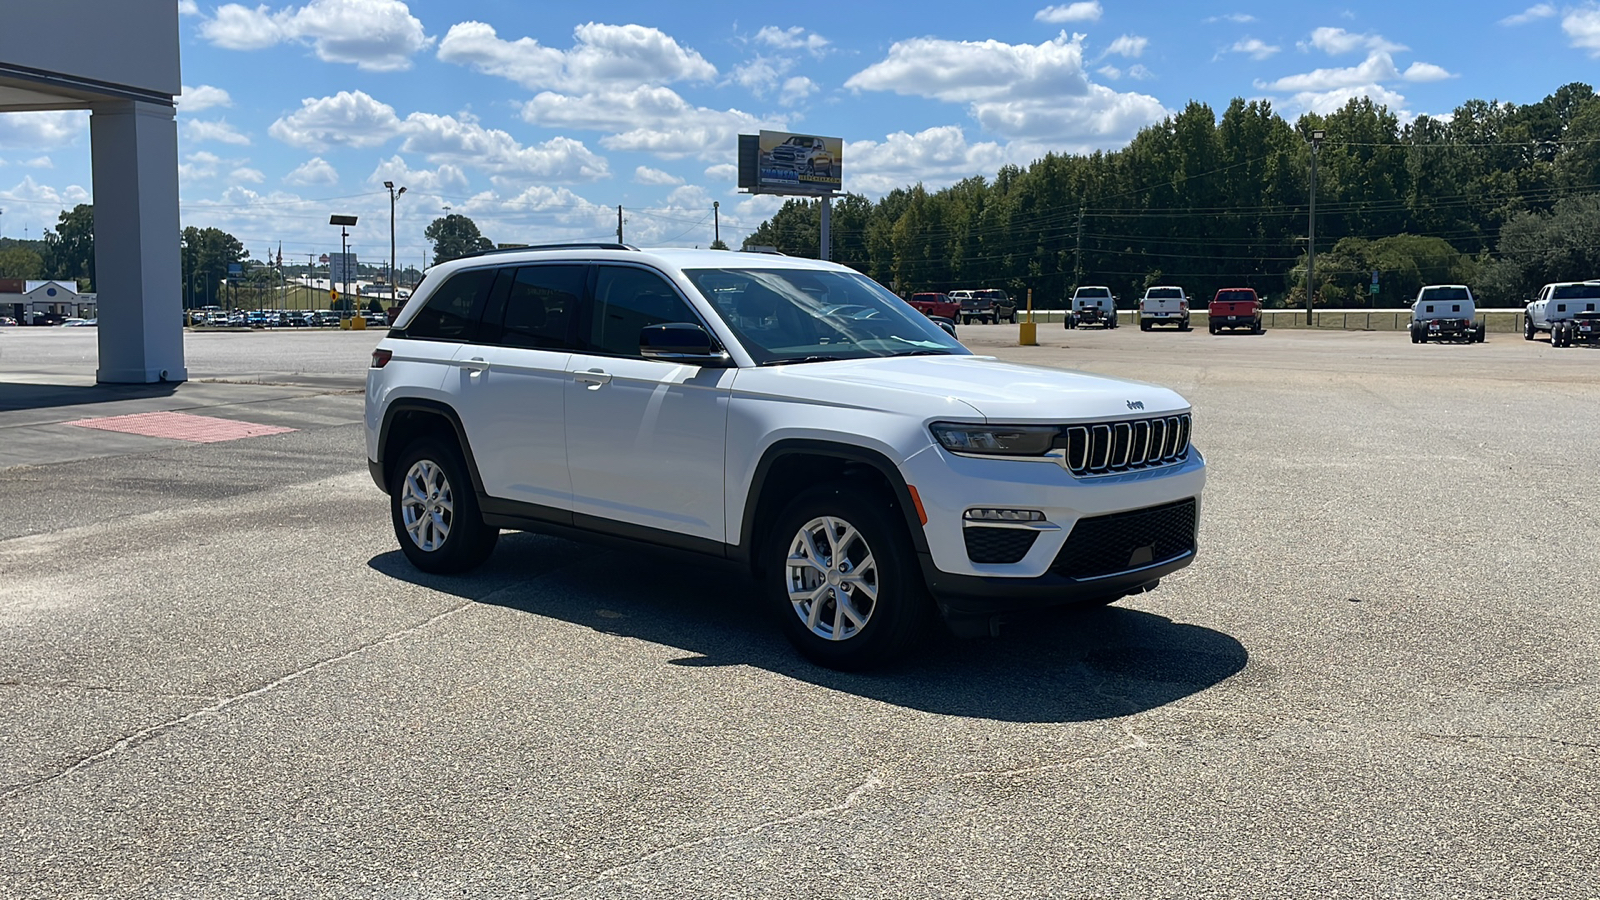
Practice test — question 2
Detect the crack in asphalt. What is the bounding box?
[1419,732,1600,751]
[536,777,885,899]
[0,601,477,805]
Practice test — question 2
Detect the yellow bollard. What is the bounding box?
[1019,288,1038,345]
[351,315,367,331]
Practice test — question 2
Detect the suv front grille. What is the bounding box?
[1050,499,1197,580]
[1061,414,1191,476]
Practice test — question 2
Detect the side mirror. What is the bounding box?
[640,323,730,366]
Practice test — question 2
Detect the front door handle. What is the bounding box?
[460,357,489,376]
[574,369,612,389]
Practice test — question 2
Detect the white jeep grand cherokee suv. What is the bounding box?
[366,245,1205,668]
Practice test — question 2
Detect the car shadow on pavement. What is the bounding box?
[368,531,1247,724]
[0,381,180,412]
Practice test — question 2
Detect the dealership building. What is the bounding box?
[0,0,184,381]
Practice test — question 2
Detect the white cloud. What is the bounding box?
[1229,38,1281,60]
[437,21,716,91]
[779,76,819,106]
[1287,84,1410,119]
[1128,64,1154,81]
[731,58,787,96]
[755,26,830,56]
[179,0,199,13]
[704,163,738,183]
[179,84,233,112]
[0,110,86,150]
[268,91,402,150]
[1105,35,1149,58]
[184,119,252,145]
[1563,8,1600,55]
[1034,2,1102,23]
[231,167,266,183]
[401,114,610,184]
[1402,61,1455,82]
[179,150,220,181]
[1,176,91,209]
[1206,13,1256,23]
[200,0,435,71]
[1097,64,1122,80]
[284,157,339,186]
[634,165,684,186]
[846,126,1014,196]
[21,156,53,169]
[1299,27,1407,55]
[522,86,773,161]
[368,155,471,194]
[1259,51,1401,92]
[845,33,1167,144]
[1501,4,1556,25]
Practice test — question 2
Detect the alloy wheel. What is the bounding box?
[784,515,879,641]
[400,459,454,552]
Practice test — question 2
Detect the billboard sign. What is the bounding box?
[329,252,358,288]
[740,131,842,196]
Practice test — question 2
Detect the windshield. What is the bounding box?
[684,267,969,365]
[1147,288,1183,299]
[1552,284,1600,299]
[1419,286,1470,301]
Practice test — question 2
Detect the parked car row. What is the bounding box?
[189,309,385,328]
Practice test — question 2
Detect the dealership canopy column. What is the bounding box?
[0,0,185,383]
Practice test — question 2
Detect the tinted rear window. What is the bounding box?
[404,269,494,340]
[1076,287,1111,297]
[1216,290,1255,302]
[1551,284,1600,299]
[1147,288,1183,299]
[1419,287,1470,301]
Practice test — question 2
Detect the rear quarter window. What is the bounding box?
[402,269,495,341]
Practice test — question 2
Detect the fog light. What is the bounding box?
[963,508,1046,522]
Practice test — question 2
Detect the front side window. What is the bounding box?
[403,268,494,340]
[588,266,704,357]
[684,267,967,365]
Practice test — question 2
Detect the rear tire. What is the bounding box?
[390,438,499,574]
[764,483,931,670]
[1524,317,1535,341]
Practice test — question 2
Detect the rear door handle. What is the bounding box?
[460,357,489,375]
[574,369,612,389]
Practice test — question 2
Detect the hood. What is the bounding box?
[740,355,1189,422]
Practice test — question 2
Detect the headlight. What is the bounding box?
[930,422,1057,456]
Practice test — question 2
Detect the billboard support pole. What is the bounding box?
[820,196,831,262]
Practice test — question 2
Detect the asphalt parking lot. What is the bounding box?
[1,323,1596,898]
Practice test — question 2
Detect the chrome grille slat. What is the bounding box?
[1058,413,1191,477]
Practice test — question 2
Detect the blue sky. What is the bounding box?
[0,0,1596,266]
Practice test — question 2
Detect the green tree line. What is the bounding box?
[746,83,1600,308]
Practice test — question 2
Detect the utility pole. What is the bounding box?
[385,181,407,307]
[1074,207,1085,290]
[1307,129,1325,327]
[713,201,720,246]
[617,205,624,244]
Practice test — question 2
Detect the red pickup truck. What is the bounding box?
[1209,288,1264,335]
[907,292,960,320]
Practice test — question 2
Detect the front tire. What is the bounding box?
[390,438,498,574]
[765,483,930,670]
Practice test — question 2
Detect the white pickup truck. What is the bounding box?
[1139,286,1191,331]
[1409,285,1484,344]
[1524,281,1600,347]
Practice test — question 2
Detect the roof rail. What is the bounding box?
[458,242,638,259]
[741,245,786,255]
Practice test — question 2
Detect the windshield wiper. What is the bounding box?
[885,349,952,357]
[758,355,847,367]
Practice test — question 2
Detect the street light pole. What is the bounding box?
[329,214,358,317]
[384,181,406,307]
[1307,129,1325,327]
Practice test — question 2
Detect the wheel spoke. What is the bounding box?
[830,592,847,639]
[789,583,828,604]
[788,547,827,575]
[837,594,868,631]
[842,574,878,602]
[831,521,860,559]
[801,526,829,567]
[807,593,826,630]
